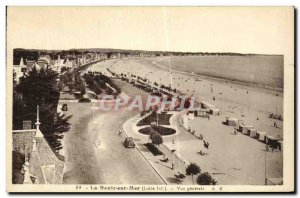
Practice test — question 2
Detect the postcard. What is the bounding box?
[6,6,294,192]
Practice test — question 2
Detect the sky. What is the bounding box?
[7,6,294,55]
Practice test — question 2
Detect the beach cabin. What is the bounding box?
[249,128,257,138]
[266,135,281,150]
[243,126,253,135]
[201,101,215,109]
[226,117,238,126]
[256,131,267,143]
[194,109,209,118]
[210,107,220,115]
[188,112,195,120]
[239,125,252,135]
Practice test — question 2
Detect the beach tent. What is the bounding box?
[239,125,252,135]
[210,107,220,115]
[256,131,267,142]
[249,128,257,138]
[226,117,238,126]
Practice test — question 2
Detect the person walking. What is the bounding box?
[234,129,237,135]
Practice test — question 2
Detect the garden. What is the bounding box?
[137,111,172,126]
[138,125,176,136]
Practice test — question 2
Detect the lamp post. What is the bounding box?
[171,138,176,170]
[265,143,267,185]
[90,102,98,124]
[171,149,176,170]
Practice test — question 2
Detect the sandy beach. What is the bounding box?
[92,57,283,137]
[88,56,283,185]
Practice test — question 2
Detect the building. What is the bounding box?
[36,59,48,69]
[52,55,66,72]
[13,57,27,82]
[64,58,73,68]
[38,55,51,64]
[12,106,65,184]
[35,55,52,69]
[26,60,36,71]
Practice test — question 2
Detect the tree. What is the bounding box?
[149,130,157,143]
[74,73,86,95]
[196,172,217,185]
[140,111,146,117]
[13,70,26,130]
[49,112,72,150]
[151,133,163,146]
[15,66,70,151]
[186,163,201,184]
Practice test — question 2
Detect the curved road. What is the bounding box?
[62,80,164,184]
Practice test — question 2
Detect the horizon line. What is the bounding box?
[13,47,284,56]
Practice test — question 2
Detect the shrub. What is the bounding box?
[151,133,163,146]
[196,172,217,185]
[138,126,176,136]
[144,143,164,156]
[186,163,201,176]
[186,163,201,184]
[149,131,157,140]
[137,112,172,126]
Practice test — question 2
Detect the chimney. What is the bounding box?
[22,120,32,130]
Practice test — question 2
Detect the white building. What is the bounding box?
[13,57,27,82]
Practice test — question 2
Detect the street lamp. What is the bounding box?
[171,149,176,170]
[265,143,268,185]
[90,102,99,124]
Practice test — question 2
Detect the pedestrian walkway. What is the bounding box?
[122,115,194,185]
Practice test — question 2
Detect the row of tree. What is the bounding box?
[146,125,216,185]
[186,163,217,185]
[13,66,71,151]
[58,70,87,96]
[83,72,121,95]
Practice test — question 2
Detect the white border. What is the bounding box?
[1,1,298,197]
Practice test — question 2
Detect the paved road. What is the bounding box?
[62,80,164,184]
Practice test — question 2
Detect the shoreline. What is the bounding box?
[148,57,283,93]
[91,57,283,115]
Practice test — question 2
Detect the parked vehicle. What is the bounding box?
[78,98,91,103]
[62,104,68,111]
[124,137,135,148]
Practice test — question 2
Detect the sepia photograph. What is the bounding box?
[6,6,294,192]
